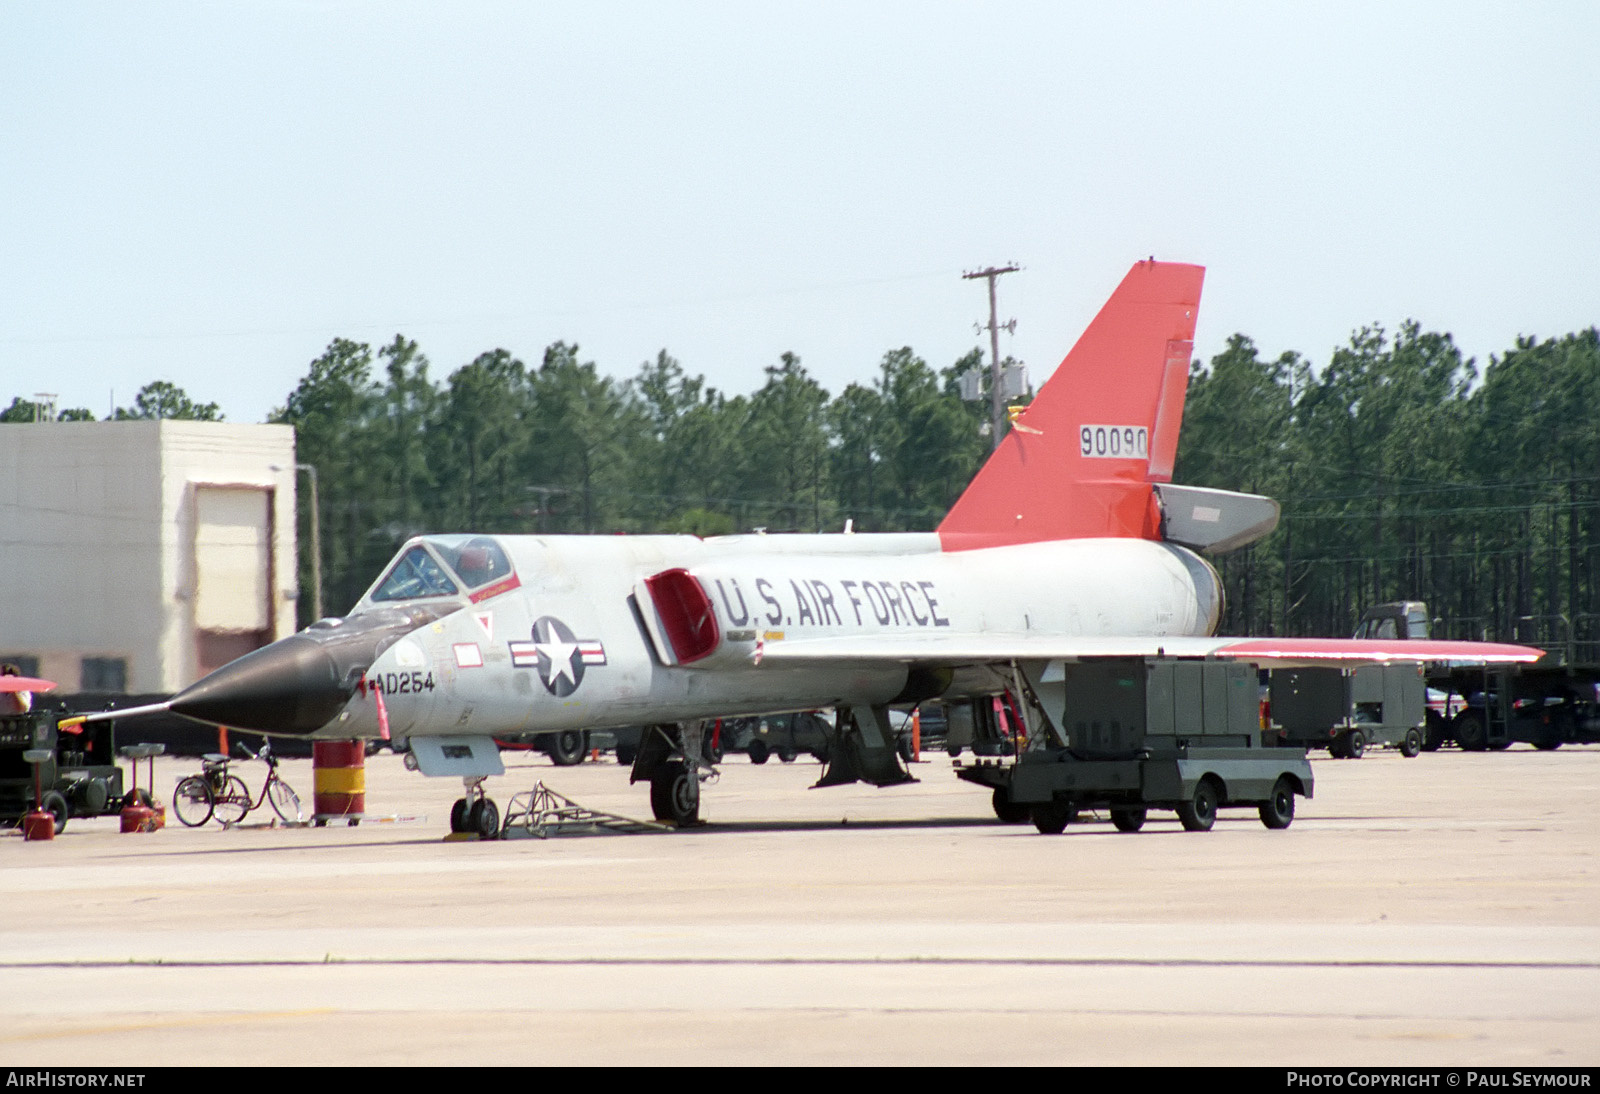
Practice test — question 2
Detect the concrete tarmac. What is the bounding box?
[2,745,1596,1066]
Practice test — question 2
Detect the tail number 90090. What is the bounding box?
[1080,425,1148,460]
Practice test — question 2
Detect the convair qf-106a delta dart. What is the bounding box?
[96,260,1541,835]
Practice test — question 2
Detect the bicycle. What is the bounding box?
[172,741,303,827]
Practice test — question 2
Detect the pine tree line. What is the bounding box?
[9,318,1598,654]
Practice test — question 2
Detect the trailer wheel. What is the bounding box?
[1177,779,1219,832]
[1030,800,1075,835]
[1258,777,1295,830]
[41,790,69,834]
[1110,806,1146,833]
[1400,727,1423,758]
[747,739,769,765]
[991,786,1030,824]
[1347,729,1366,759]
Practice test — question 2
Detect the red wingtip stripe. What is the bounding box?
[1215,638,1545,664]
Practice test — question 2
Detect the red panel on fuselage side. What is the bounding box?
[938,260,1204,551]
[644,568,721,664]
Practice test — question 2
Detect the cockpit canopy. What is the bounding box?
[368,535,515,604]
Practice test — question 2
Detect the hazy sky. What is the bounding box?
[3,2,1595,423]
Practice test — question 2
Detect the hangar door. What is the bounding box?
[193,485,275,679]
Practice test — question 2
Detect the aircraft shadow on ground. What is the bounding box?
[130,815,1004,854]
[679,816,1003,835]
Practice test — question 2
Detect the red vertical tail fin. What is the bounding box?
[938,260,1204,551]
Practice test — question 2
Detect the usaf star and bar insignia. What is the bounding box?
[508,616,607,697]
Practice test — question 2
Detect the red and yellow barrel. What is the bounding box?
[312,740,366,821]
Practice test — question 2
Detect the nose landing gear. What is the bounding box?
[449,776,500,839]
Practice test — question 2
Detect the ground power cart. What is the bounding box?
[959,658,1313,834]
[0,710,146,831]
[1267,664,1426,758]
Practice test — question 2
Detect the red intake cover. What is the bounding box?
[644,569,721,664]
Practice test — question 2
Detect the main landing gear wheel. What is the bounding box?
[469,798,500,840]
[1110,806,1147,833]
[547,730,586,767]
[650,761,700,826]
[1030,800,1075,835]
[449,798,471,833]
[1177,779,1219,832]
[1258,776,1295,830]
[991,786,1030,824]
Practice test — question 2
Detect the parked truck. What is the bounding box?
[1355,601,1600,751]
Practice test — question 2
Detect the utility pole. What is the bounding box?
[274,462,322,623]
[298,463,322,622]
[962,264,1020,450]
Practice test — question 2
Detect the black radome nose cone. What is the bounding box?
[169,634,352,734]
[167,604,455,735]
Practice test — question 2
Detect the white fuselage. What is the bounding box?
[321,533,1223,743]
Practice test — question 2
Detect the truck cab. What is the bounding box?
[1353,601,1432,641]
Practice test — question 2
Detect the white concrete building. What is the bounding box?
[0,420,298,694]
